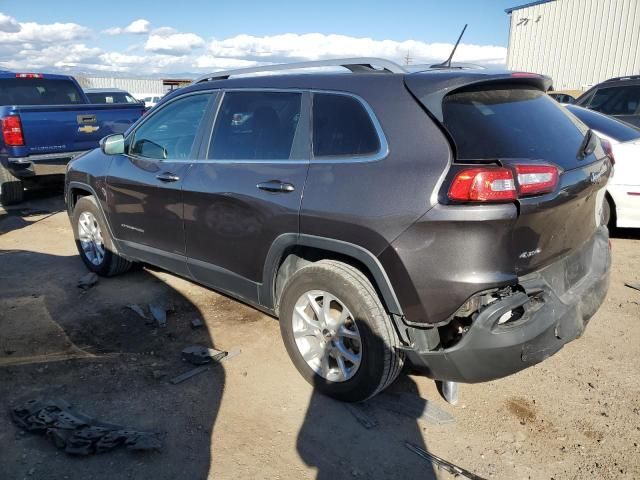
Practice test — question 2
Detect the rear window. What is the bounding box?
[585,85,640,116]
[312,93,380,158]
[442,86,588,167]
[86,92,139,104]
[566,105,640,143]
[0,78,84,105]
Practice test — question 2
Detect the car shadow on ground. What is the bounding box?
[0,249,223,480]
[297,324,437,479]
[0,186,65,235]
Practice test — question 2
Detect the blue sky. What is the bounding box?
[1,0,519,76]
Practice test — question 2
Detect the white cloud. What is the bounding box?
[104,19,150,36]
[0,21,89,45]
[145,30,205,55]
[207,33,506,66]
[0,11,506,77]
[0,13,20,33]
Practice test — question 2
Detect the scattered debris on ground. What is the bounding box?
[181,345,228,365]
[169,365,210,384]
[76,272,98,290]
[405,442,486,480]
[190,318,203,329]
[372,392,455,425]
[126,303,149,320]
[10,398,162,455]
[149,302,169,328]
[345,402,378,429]
[625,282,640,292]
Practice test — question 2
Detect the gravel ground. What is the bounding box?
[0,190,638,480]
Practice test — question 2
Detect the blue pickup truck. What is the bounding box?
[0,72,144,205]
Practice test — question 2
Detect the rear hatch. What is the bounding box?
[406,73,612,275]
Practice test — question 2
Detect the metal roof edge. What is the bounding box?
[505,0,555,14]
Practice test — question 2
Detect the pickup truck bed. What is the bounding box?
[0,72,144,204]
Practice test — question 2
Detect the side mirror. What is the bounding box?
[100,134,125,155]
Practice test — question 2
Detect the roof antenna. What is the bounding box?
[431,24,468,69]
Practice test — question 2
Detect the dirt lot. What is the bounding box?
[0,190,639,480]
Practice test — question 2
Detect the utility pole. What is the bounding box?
[404,51,412,65]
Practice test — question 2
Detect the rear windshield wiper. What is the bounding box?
[577,129,597,159]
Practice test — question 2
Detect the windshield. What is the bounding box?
[86,92,138,104]
[566,105,640,143]
[442,85,589,169]
[0,78,85,105]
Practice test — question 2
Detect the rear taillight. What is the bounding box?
[515,164,559,197]
[448,167,517,202]
[2,115,24,146]
[600,138,615,165]
[15,73,43,79]
[448,163,559,203]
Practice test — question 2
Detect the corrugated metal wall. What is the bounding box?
[506,0,640,91]
[74,76,165,96]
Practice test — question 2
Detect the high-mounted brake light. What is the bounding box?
[448,167,517,202]
[511,72,541,79]
[2,115,24,146]
[515,164,559,197]
[15,73,43,79]
[600,138,615,166]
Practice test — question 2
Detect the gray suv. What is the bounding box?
[65,58,612,402]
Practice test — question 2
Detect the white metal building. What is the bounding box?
[506,0,640,91]
[73,76,193,98]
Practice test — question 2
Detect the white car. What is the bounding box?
[135,94,163,109]
[567,105,640,229]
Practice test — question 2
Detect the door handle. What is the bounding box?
[156,172,180,182]
[257,180,295,193]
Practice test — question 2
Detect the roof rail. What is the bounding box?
[194,57,407,83]
[604,74,640,83]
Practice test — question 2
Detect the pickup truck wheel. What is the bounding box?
[72,195,132,276]
[0,164,24,205]
[279,260,404,402]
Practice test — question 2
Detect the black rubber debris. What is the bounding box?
[181,345,228,365]
[77,272,98,290]
[10,398,162,455]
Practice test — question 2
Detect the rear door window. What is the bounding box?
[312,93,380,158]
[0,78,84,105]
[130,93,212,160]
[586,85,640,115]
[208,91,302,160]
[442,85,589,169]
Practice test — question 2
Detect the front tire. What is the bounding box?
[279,260,404,402]
[72,195,132,276]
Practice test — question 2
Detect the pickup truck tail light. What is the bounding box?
[448,163,559,203]
[2,115,25,146]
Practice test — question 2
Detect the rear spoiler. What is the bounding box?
[404,72,552,122]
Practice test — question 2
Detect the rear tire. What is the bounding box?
[72,195,132,276]
[0,164,24,205]
[279,260,404,402]
[603,195,616,231]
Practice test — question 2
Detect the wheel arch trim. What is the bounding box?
[261,233,404,316]
[67,181,120,253]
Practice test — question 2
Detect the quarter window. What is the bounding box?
[130,93,211,160]
[208,91,302,160]
[312,93,380,158]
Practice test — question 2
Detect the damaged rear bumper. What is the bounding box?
[406,227,611,383]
